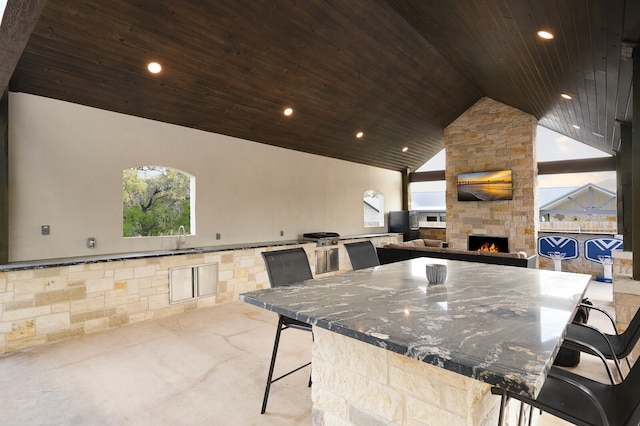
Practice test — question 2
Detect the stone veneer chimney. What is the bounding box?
[445,97,538,255]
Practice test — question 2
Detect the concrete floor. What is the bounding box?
[0,301,313,425]
[0,280,617,425]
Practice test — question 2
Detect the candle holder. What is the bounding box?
[426,264,447,285]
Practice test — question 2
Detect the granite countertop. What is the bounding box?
[0,240,291,272]
[0,233,401,272]
[240,257,591,398]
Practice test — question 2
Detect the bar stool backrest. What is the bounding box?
[345,241,381,270]
[262,248,313,288]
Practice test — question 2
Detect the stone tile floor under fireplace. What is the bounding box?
[0,280,618,425]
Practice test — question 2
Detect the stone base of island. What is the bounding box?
[312,327,500,425]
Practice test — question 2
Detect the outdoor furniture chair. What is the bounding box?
[344,241,380,270]
[561,303,640,382]
[491,358,640,425]
[260,248,314,414]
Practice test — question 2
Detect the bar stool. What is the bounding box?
[491,360,640,425]
[260,248,314,414]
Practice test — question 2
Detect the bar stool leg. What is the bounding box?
[518,402,525,426]
[261,316,285,414]
[497,392,507,426]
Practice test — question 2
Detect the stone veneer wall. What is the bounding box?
[311,327,532,425]
[612,250,640,362]
[445,97,538,255]
[0,235,401,356]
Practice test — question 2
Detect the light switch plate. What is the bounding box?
[41,225,50,235]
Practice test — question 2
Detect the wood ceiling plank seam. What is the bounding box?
[383,1,487,95]
[246,4,396,95]
[603,0,627,149]
[192,12,452,137]
[575,0,604,141]
[347,0,476,94]
[17,39,147,83]
[37,2,170,59]
[494,0,562,115]
[383,1,485,94]
[588,1,614,140]
[530,0,589,124]
[260,2,480,130]
[604,0,632,151]
[431,0,547,117]
[614,60,633,125]
[23,27,164,79]
[12,53,254,113]
[521,0,570,115]
[537,1,570,87]
[36,1,364,105]
[547,0,591,145]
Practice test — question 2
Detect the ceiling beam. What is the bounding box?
[537,158,616,175]
[409,157,616,183]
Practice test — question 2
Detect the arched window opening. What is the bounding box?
[123,166,195,237]
[364,190,384,227]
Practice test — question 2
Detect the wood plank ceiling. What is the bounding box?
[2,0,639,172]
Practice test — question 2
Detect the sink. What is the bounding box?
[172,247,203,254]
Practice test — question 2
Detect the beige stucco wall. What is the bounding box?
[444,97,538,255]
[8,93,402,262]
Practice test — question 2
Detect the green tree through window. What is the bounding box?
[123,166,193,237]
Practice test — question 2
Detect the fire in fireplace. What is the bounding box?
[477,242,499,252]
[468,235,509,253]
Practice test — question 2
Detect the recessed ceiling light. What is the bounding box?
[561,93,572,100]
[147,62,162,74]
[537,30,554,40]
[402,147,409,152]
[283,107,293,116]
[572,124,580,129]
[356,131,364,139]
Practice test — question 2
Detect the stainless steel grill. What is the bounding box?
[302,232,340,247]
[302,232,340,274]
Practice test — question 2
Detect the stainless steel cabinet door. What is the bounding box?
[170,267,194,302]
[196,263,218,297]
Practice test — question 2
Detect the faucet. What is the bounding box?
[177,225,187,249]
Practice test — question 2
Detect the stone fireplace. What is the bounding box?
[468,235,509,253]
[444,97,538,256]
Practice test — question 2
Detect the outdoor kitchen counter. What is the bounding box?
[0,233,401,272]
[240,258,591,424]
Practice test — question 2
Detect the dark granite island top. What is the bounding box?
[240,257,591,399]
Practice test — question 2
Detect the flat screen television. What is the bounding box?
[457,170,513,201]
